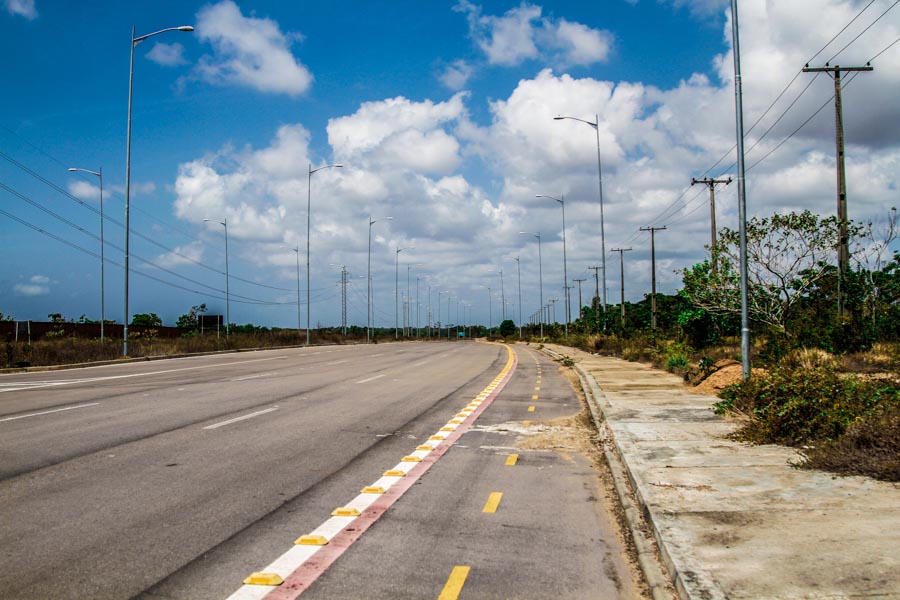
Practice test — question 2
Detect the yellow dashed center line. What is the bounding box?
[482,492,503,513]
[438,565,471,600]
[532,394,538,400]
[527,406,535,412]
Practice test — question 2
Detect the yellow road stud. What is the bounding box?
[243,572,284,586]
[440,426,455,431]
[505,454,519,466]
[384,469,406,477]
[401,455,422,462]
[361,486,386,494]
[429,435,445,441]
[449,418,463,424]
[416,445,433,451]
[295,535,328,546]
[528,406,535,412]
[331,507,361,517]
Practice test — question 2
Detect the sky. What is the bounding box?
[1,0,899,330]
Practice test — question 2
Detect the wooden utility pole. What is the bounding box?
[640,227,666,330]
[802,62,873,315]
[610,248,632,324]
[691,177,731,272]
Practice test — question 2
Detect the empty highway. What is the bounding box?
[0,341,645,599]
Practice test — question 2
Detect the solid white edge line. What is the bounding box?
[0,402,101,423]
[356,374,385,384]
[202,407,279,430]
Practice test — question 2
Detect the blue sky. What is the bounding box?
[2,0,899,329]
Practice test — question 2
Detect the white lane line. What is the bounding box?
[230,372,277,382]
[203,407,279,430]
[412,359,431,367]
[0,356,287,393]
[356,374,385,384]
[0,402,100,423]
[326,360,348,366]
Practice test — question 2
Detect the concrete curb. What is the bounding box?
[539,346,676,600]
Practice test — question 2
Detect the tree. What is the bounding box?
[131,313,163,327]
[48,313,66,324]
[176,304,207,330]
[681,210,851,333]
[498,319,516,337]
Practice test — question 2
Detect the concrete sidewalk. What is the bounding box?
[543,343,900,600]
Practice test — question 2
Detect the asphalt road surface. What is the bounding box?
[0,341,644,599]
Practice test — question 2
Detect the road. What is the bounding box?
[0,341,645,599]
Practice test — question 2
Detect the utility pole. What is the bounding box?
[610,248,632,324]
[588,266,602,332]
[573,278,586,321]
[515,256,522,338]
[549,298,558,324]
[690,177,731,272]
[802,62,872,316]
[499,269,506,321]
[640,227,666,330]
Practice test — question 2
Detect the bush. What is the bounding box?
[716,364,900,446]
[800,402,900,481]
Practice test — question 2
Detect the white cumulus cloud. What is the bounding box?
[193,0,312,96]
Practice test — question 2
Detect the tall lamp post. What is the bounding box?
[536,194,568,336]
[554,114,607,317]
[368,216,392,342]
[407,263,423,337]
[307,163,342,346]
[514,255,522,338]
[68,167,105,340]
[283,245,301,332]
[394,245,412,338]
[519,231,543,338]
[124,24,194,357]
[204,218,229,335]
[481,285,492,334]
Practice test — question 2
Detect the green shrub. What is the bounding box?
[716,364,900,446]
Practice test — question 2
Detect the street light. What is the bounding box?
[480,285,492,334]
[394,245,413,338]
[407,262,423,337]
[519,231,543,338]
[306,162,343,346]
[554,114,607,317]
[368,215,392,342]
[204,218,229,335]
[536,194,568,336]
[68,167,105,340]
[514,255,522,338]
[123,24,194,357]
[282,245,301,332]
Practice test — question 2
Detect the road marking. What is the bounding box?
[226,343,518,600]
[326,360,348,365]
[532,394,539,400]
[203,407,279,430]
[356,374,385,384]
[483,492,503,513]
[230,372,278,382]
[505,454,519,466]
[0,356,288,393]
[438,566,471,600]
[528,406,535,412]
[412,359,431,367]
[534,386,540,391]
[0,402,100,423]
